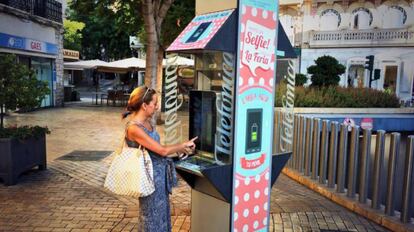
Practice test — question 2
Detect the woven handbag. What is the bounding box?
[104,143,155,197]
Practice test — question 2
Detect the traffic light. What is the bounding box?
[373,69,380,81]
[365,55,374,72]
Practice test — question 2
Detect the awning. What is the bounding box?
[167,9,296,58]
[162,56,194,67]
[65,57,195,73]
[97,57,146,73]
[64,59,108,70]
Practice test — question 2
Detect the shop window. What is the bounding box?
[31,57,53,107]
[348,65,365,88]
[17,56,30,69]
[384,66,398,94]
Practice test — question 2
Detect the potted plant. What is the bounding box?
[0,54,50,185]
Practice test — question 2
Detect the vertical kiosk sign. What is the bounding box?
[232,0,278,231]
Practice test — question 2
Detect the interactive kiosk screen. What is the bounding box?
[189,90,217,155]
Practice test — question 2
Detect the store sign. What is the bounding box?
[0,32,58,55]
[63,49,80,60]
[167,9,234,51]
[232,0,278,231]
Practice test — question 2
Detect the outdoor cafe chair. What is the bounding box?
[103,90,117,106]
[115,90,127,106]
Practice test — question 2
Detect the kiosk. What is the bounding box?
[165,1,296,231]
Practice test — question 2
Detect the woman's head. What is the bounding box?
[122,86,158,119]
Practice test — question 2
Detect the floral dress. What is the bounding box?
[125,121,177,232]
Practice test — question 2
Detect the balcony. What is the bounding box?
[0,0,62,24]
[308,28,414,48]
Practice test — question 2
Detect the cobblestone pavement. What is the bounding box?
[0,104,388,231]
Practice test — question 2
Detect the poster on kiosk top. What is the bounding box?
[232,0,278,231]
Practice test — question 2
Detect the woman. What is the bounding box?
[122,86,196,232]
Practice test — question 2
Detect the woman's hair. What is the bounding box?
[122,86,157,119]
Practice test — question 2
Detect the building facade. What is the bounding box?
[279,0,414,102]
[0,0,64,107]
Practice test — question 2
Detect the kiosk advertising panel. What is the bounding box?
[167,9,234,51]
[232,0,279,231]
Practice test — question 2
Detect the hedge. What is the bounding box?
[275,83,400,108]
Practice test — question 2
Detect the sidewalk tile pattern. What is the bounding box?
[0,105,390,231]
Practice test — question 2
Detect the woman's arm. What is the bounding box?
[127,125,188,157]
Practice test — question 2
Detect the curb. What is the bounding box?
[282,168,414,232]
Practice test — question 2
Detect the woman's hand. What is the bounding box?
[181,137,197,155]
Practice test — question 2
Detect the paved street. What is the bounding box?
[0,103,388,231]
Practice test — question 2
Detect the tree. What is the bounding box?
[63,19,85,51]
[67,0,195,88]
[68,0,142,60]
[307,55,345,87]
[120,0,195,88]
[0,54,50,129]
[139,0,175,88]
[295,73,307,86]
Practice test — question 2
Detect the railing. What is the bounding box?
[0,0,62,23]
[309,28,414,47]
[274,111,414,226]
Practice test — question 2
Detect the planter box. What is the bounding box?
[0,134,46,185]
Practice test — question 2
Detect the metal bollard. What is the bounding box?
[319,120,329,184]
[273,111,280,154]
[385,133,400,216]
[294,115,301,170]
[372,130,386,210]
[297,116,305,172]
[337,124,348,193]
[278,111,285,154]
[359,128,372,204]
[291,114,299,168]
[304,117,313,176]
[347,126,360,198]
[327,121,339,188]
[401,135,414,223]
[311,118,321,180]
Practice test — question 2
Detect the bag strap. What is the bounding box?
[118,121,147,154]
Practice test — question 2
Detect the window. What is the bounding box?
[351,8,372,30]
[383,6,406,28]
[384,66,398,93]
[320,9,341,31]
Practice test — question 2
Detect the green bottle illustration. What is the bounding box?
[251,123,258,142]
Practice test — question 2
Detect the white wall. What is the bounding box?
[0,13,56,44]
[302,1,414,33]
